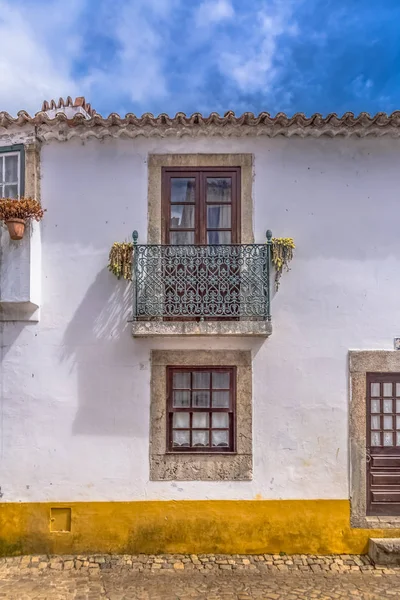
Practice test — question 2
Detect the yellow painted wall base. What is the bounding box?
[1,500,399,556]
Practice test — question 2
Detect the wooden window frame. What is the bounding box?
[166,366,236,453]
[0,144,25,198]
[161,167,241,245]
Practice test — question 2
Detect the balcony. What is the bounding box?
[131,233,273,337]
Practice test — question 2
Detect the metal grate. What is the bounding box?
[132,232,272,320]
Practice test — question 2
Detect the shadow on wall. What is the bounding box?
[0,321,36,361]
[60,269,148,438]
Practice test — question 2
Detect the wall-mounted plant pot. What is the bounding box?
[6,218,25,240]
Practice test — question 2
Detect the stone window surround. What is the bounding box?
[147,153,254,245]
[350,350,400,529]
[24,143,41,201]
[150,350,252,481]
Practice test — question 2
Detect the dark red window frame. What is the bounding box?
[366,372,400,516]
[167,366,236,453]
[161,167,241,245]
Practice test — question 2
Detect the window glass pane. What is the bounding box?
[207,230,231,244]
[173,430,190,447]
[192,430,209,447]
[173,372,190,389]
[212,430,229,447]
[171,178,195,203]
[371,432,381,446]
[397,432,400,446]
[206,178,232,203]
[384,416,393,430]
[397,383,400,397]
[384,399,393,413]
[192,391,210,408]
[371,415,380,430]
[212,413,229,428]
[0,157,3,182]
[170,231,194,245]
[384,432,394,446]
[173,391,190,407]
[397,399,400,413]
[173,413,190,428]
[371,399,380,413]
[4,155,18,183]
[370,383,380,397]
[212,391,230,408]
[0,185,3,198]
[192,372,210,389]
[396,416,400,430]
[383,382,393,397]
[4,184,18,198]
[212,372,230,389]
[170,205,194,229]
[207,205,231,229]
[192,413,209,428]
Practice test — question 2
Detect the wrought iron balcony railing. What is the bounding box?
[132,231,272,321]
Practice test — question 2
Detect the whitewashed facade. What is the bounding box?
[1,99,400,555]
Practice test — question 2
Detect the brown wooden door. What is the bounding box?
[367,373,400,516]
[161,167,241,320]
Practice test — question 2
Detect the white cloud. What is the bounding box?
[0,0,85,115]
[350,75,373,100]
[0,0,178,115]
[79,0,183,111]
[195,0,234,26]
[111,1,169,103]
[0,0,301,117]
[218,2,298,92]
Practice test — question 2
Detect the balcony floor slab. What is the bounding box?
[131,320,272,337]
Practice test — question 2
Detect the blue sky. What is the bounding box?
[1,0,399,117]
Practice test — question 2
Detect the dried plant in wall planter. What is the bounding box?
[108,242,133,280]
[0,197,46,240]
[271,237,295,290]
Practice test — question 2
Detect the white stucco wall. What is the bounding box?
[1,134,399,503]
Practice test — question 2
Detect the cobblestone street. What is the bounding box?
[1,554,400,599]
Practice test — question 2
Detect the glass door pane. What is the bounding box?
[206,178,232,202]
[205,175,233,245]
[171,178,195,203]
[168,176,197,245]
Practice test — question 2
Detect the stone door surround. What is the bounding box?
[350,351,400,528]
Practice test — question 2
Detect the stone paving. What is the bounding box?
[1,554,400,599]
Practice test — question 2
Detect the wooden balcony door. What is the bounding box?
[161,167,241,245]
[367,373,400,515]
[161,167,241,320]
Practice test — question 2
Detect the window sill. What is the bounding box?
[150,452,252,481]
[132,320,272,338]
[166,451,238,455]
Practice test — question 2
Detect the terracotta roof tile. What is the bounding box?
[41,96,96,116]
[1,101,400,140]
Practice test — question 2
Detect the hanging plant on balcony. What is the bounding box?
[0,197,46,240]
[107,235,296,289]
[108,241,133,280]
[271,237,295,290]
